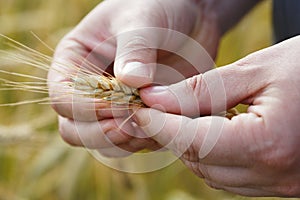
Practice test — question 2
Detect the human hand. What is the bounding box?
[48,0,221,156]
[135,36,300,196]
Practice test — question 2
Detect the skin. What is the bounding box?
[137,36,300,196]
[48,0,300,197]
[49,0,221,156]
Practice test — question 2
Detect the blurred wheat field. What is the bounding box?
[0,1,297,200]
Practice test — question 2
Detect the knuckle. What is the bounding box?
[186,74,206,114]
[234,55,254,68]
[117,35,155,64]
[186,74,204,96]
[234,49,266,68]
[181,148,199,162]
[121,35,151,52]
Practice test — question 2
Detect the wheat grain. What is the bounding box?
[70,74,144,106]
[0,34,144,109]
[0,34,237,118]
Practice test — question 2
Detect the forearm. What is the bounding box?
[198,0,262,35]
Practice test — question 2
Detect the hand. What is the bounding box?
[48,0,221,156]
[135,36,300,196]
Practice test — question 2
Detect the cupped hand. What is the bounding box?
[135,36,300,196]
[48,0,221,156]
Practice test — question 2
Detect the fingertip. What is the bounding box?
[134,108,162,133]
[134,108,169,139]
[115,62,156,88]
[134,108,191,150]
[140,85,168,94]
[140,85,181,114]
[134,108,152,127]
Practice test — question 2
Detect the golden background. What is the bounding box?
[0,0,294,199]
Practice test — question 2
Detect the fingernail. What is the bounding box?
[146,85,168,93]
[122,62,154,79]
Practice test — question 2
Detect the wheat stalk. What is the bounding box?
[0,34,144,109]
[0,34,237,118]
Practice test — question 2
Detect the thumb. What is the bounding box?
[140,58,269,117]
[114,28,159,88]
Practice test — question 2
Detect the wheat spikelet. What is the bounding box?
[0,34,145,109]
[0,34,237,118]
[70,74,144,107]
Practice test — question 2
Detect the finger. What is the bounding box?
[114,28,158,88]
[113,27,215,88]
[49,36,121,121]
[97,138,160,158]
[97,147,133,158]
[96,142,140,158]
[204,180,278,197]
[200,163,300,197]
[51,92,132,121]
[135,108,265,167]
[58,116,135,149]
[140,52,271,116]
[184,161,274,188]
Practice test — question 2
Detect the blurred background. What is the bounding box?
[0,0,295,200]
